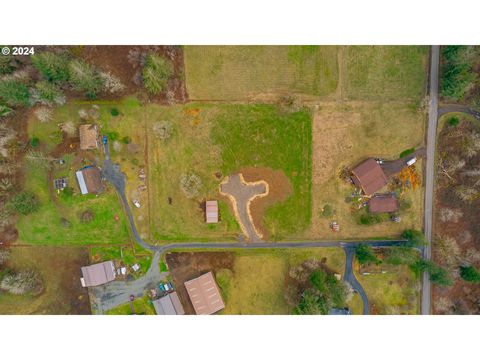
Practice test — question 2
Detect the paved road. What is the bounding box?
[422,45,440,315]
[438,104,480,120]
[344,247,368,315]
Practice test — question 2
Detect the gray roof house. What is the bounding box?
[152,292,185,315]
[80,261,116,287]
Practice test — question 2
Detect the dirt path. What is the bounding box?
[220,174,269,242]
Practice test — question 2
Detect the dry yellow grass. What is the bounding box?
[221,248,345,315]
[307,102,425,239]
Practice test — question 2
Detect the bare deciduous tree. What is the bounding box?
[34,106,54,123]
[438,207,463,223]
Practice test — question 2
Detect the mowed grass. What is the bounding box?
[356,264,420,315]
[146,103,312,241]
[0,247,91,314]
[185,46,338,100]
[345,46,428,100]
[218,248,345,315]
[309,102,425,239]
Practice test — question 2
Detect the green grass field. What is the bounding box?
[345,46,428,100]
[146,103,312,241]
[216,248,346,315]
[106,296,155,315]
[185,46,339,100]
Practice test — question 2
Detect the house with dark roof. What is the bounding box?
[369,194,399,213]
[152,292,185,315]
[351,158,388,195]
[76,166,104,195]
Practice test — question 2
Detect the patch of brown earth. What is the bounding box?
[238,167,293,240]
[80,45,187,104]
[165,251,234,315]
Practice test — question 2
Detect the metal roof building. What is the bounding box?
[76,166,104,195]
[80,261,116,287]
[184,271,225,315]
[152,292,185,315]
[351,158,388,195]
[205,200,218,223]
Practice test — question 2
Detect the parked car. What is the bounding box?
[167,282,174,291]
[159,284,165,292]
[102,135,108,145]
[133,199,141,208]
[406,157,417,166]
[163,283,170,292]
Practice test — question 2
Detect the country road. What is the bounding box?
[422,45,440,315]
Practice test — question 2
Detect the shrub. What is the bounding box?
[99,71,125,94]
[401,229,426,247]
[0,54,17,75]
[0,104,14,117]
[359,213,383,225]
[30,137,40,148]
[106,131,120,141]
[121,136,131,144]
[153,121,173,141]
[0,79,30,107]
[110,108,120,116]
[7,191,40,215]
[68,59,103,99]
[180,173,202,198]
[0,270,43,295]
[31,80,65,106]
[321,204,333,218]
[34,106,54,123]
[355,244,381,265]
[142,53,173,94]
[459,265,480,283]
[31,52,70,83]
[62,187,74,198]
[400,147,416,158]
[448,116,460,127]
[80,209,95,224]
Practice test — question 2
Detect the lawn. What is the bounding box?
[345,46,428,100]
[184,46,339,100]
[309,102,425,239]
[146,103,312,242]
[106,295,155,315]
[355,262,420,315]
[216,248,345,315]
[17,101,133,246]
[0,247,91,314]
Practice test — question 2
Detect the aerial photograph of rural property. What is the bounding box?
[1,45,480,316]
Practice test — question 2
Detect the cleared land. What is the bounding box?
[166,248,345,315]
[309,102,425,239]
[345,46,428,100]
[146,103,312,242]
[0,247,91,314]
[355,260,420,315]
[185,46,339,100]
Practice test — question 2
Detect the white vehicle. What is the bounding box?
[406,157,417,166]
[133,199,141,208]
